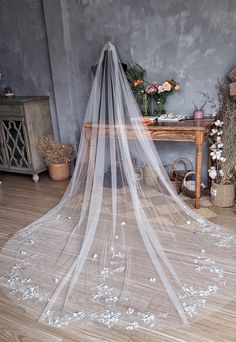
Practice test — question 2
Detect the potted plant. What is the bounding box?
[208,84,236,207]
[192,100,206,119]
[38,136,74,181]
[193,92,216,119]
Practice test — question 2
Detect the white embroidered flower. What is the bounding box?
[216,136,222,142]
[210,144,216,151]
[217,130,223,136]
[217,142,223,148]
[219,156,226,162]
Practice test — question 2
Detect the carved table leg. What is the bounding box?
[195,132,204,209]
[32,174,39,183]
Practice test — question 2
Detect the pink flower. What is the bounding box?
[158,85,165,93]
[145,81,158,94]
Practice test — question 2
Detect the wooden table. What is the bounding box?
[84,119,214,209]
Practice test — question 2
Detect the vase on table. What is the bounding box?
[154,99,166,117]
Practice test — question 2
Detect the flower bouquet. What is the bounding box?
[126,64,180,117]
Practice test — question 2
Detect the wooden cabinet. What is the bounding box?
[0,96,53,182]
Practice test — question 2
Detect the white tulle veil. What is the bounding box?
[0,42,235,333]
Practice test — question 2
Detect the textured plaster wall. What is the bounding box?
[0,0,59,138]
[1,0,236,180]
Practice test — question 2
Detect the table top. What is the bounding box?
[84,119,214,132]
[0,96,49,105]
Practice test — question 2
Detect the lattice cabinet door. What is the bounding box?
[0,97,53,182]
[1,119,31,170]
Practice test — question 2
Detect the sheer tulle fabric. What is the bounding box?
[0,43,235,333]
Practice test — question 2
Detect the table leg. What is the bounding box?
[195,132,204,209]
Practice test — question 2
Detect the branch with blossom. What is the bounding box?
[208,119,226,184]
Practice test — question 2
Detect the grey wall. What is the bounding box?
[1,0,236,181]
[0,0,59,138]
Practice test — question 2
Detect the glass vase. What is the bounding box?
[154,99,166,117]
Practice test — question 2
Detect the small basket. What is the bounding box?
[182,171,197,198]
[143,165,157,186]
[172,158,193,182]
[164,164,181,194]
[211,182,235,207]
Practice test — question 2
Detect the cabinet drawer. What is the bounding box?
[0,105,23,117]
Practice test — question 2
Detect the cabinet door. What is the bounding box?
[1,120,31,170]
[0,123,6,167]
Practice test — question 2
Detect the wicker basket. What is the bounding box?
[182,171,197,198]
[164,164,181,194]
[211,182,235,207]
[143,165,157,186]
[172,158,193,182]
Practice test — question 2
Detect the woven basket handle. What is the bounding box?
[173,158,193,171]
[164,164,175,179]
[183,171,195,186]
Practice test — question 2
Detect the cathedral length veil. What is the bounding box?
[0,42,235,333]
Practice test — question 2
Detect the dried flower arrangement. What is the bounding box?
[38,136,73,165]
[217,83,236,183]
[208,83,236,184]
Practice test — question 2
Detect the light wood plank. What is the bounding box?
[0,173,235,342]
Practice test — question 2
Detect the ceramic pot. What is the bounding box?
[48,163,70,181]
[194,110,204,119]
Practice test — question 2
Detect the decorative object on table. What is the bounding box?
[126,64,149,116]
[0,96,53,182]
[140,116,157,126]
[158,113,187,122]
[192,99,206,119]
[38,136,73,181]
[3,87,14,97]
[192,92,215,119]
[182,171,205,199]
[208,83,236,206]
[146,79,180,117]
[126,64,180,117]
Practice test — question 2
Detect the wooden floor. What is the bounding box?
[0,173,235,342]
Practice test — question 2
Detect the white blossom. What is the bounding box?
[216,136,222,142]
[210,128,218,136]
[215,120,224,127]
[219,156,226,162]
[217,143,223,148]
[217,130,223,136]
[208,167,217,179]
[219,169,224,176]
[210,150,222,160]
[210,144,216,151]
